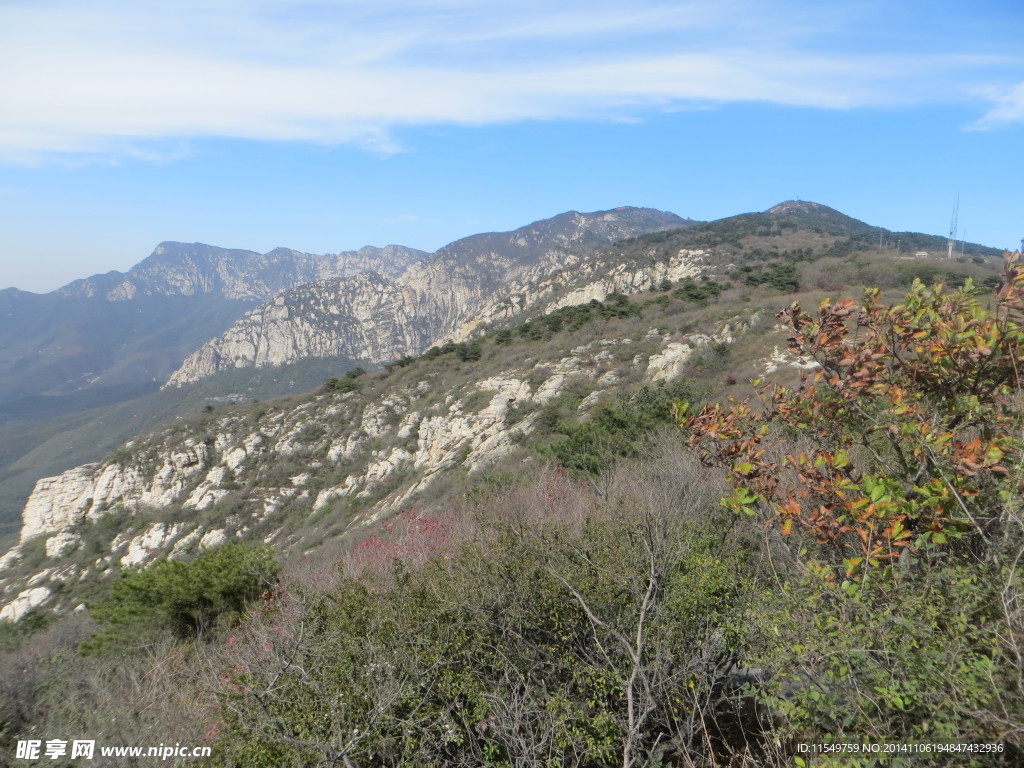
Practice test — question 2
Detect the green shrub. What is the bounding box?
[322,366,368,393]
[762,558,1016,748]
[82,544,279,653]
[542,379,707,476]
[685,268,1024,751]
[323,376,359,393]
[456,342,482,362]
[671,277,724,303]
[737,262,800,291]
[211,509,754,768]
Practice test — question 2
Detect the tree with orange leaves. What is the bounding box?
[680,251,1024,580]
[681,254,1024,752]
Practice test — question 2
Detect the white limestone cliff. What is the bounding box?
[19,443,210,543]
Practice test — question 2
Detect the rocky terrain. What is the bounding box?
[0,210,683,539]
[0,241,428,541]
[166,208,691,385]
[0,200,1005,621]
[0,297,767,621]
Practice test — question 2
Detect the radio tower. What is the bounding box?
[947,196,959,260]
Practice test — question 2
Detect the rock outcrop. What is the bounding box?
[0,309,764,620]
[19,441,211,543]
[167,273,433,383]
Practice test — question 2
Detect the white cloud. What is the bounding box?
[972,82,1024,128]
[0,0,1018,163]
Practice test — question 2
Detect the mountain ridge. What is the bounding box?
[53,242,427,302]
[0,201,1005,549]
[165,207,692,385]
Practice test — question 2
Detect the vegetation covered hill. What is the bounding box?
[606,200,1001,272]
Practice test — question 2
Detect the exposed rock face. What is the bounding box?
[19,465,103,544]
[19,441,211,542]
[119,523,185,567]
[0,587,51,622]
[167,273,432,383]
[56,243,426,302]
[167,209,694,386]
[0,310,762,619]
[442,248,709,345]
[761,344,821,375]
[645,313,761,382]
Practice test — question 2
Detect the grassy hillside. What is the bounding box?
[607,204,1002,270]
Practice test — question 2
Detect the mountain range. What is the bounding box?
[0,207,690,540]
[0,201,1002,558]
[0,242,426,404]
[0,199,1017,767]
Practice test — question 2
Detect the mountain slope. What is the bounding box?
[608,201,1002,266]
[0,199,1007,556]
[0,288,760,617]
[166,208,692,385]
[54,242,424,302]
[0,243,426,401]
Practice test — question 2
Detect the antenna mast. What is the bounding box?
[947,196,959,260]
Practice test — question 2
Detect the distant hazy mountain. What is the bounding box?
[53,242,425,302]
[0,243,426,405]
[0,243,426,540]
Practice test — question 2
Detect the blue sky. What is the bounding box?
[1,0,1022,293]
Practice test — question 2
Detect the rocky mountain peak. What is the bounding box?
[765,200,832,214]
[52,242,427,303]
[164,207,692,387]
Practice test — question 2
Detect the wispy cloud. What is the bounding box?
[0,0,1019,163]
[972,82,1024,128]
